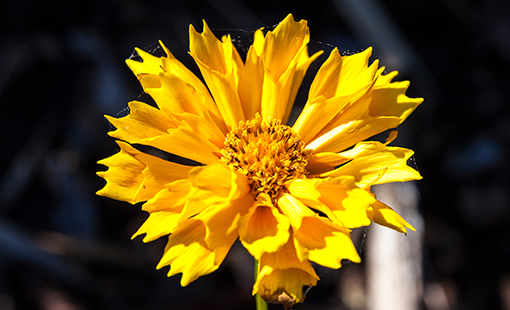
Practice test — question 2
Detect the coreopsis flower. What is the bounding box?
[97,14,422,309]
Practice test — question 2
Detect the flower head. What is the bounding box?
[97,14,422,308]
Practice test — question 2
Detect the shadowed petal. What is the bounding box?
[132,211,182,243]
[131,180,192,242]
[293,216,361,267]
[181,162,252,237]
[157,219,234,286]
[254,235,319,308]
[277,192,316,230]
[306,151,350,175]
[238,193,290,259]
[286,177,376,229]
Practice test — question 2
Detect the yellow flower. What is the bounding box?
[97,14,422,307]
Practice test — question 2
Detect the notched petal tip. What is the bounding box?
[385,130,398,145]
[368,200,415,233]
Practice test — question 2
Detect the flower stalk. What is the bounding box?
[254,259,268,310]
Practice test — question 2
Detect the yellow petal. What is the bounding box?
[255,268,317,309]
[308,47,377,100]
[252,28,265,56]
[153,164,252,281]
[282,47,322,124]
[258,231,317,272]
[325,141,422,187]
[126,41,224,129]
[181,161,251,221]
[306,60,422,153]
[277,192,316,230]
[370,80,422,122]
[293,95,350,143]
[141,179,190,212]
[190,64,244,128]
[284,178,338,223]
[132,210,182,242]
[286,177,376,229]
[374,66,399,85]
[189,22,245,128]
[254,235,319,307]
[367,199,415,233]
[294,216,361,268]
[385,130,398,144]
[261,14,310,83]
[239,36,264,119]
[96,141,191,204]
[151,126,221,164]
[306,151,350,175]
[261,46,321,123]
[138,72,227,136]
[260,62,296,121]
[258,14,321,121]
[306,116,401,153]
[126,46,164,76]
[137,73,196,115]
[157,219,234,286]
[185,163,254,255]
[171,111,226,148]
[319,179,375,228]
[133,181,191,242]
[238,193,290,259]
[106,102,220,164]
[198,193,254,261]
[293,48,377,142]
[307,230,361,268]
[189,161,250,199]
[105,101,173,144]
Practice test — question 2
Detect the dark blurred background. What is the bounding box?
[1,0,509,309]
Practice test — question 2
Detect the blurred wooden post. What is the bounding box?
[366,182,423,310]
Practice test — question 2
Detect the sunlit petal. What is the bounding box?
[324,141,423,187]
[189,22,245,129]
[367,199,415,233]
[96,141,191,204]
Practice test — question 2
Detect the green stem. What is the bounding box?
[255,259,268,310]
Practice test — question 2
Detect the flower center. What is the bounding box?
[220,114,311,197]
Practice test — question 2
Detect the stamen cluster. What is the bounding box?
[220,114,311,197]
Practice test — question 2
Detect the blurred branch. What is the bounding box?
[0,111,60,211]
[0,218,75,283]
